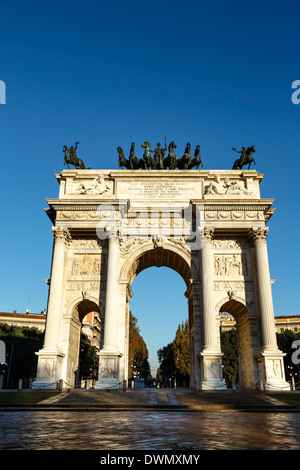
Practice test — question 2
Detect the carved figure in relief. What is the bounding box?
[74,175,110,195]
[204,175,226,195]
[72,255,101,276]
[273,360,281,378]
[72,258,81,275]
[214,254,248,276]
[213,239,247,249]
[100,359,115,378]
[223,177,253,195]
[89,176,110,194]
[205,174,253,196]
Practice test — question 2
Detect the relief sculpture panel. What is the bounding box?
[214,254,248,277]
[71,254,101,276]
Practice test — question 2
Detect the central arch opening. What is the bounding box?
[131,267,188,380]
[125,246,194,388]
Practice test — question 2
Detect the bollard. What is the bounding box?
[57,379,63,390]
[259,379,264,391]
[122,379,127,391]
[18,379,22,390]
[292,376,295,390]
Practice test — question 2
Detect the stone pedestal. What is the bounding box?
[256,350,290,391]
[199,351,227,390]
[95,352,121,389]
[32,350,65,390]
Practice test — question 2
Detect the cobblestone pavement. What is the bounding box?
[1,410,300,450]
[46,387,294,408]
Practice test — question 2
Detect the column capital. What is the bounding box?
[202,226,215,241]
[51,226,72,244]
[104,225,120,242]
[249,226,269,244]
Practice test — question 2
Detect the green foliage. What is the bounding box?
[79,332,99,381]
[128,312,151,379]
[0,322,44,388]
[220,329,239,384]
[173,320,190,376]
[276,330,300,381]
[157,342,175,378]
[157,319,190,386]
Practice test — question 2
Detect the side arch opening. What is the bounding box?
[219,298,255,389]
[66,298,100,387]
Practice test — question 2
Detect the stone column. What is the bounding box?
[102,232,120,353]
[32,227,70,389]
[250,227,277,350]
[201,227,218,352]
[95,229,121,389]
[199,227,226,390]
[43,227,71,350]
[250,227,289,390]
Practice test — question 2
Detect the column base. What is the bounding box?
[95,350,121,390]
[199,350,227,391]
[200,378,227,391]
[256,348,290,391]
[32,347,65,390]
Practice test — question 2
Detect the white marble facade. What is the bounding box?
[32,169,289,391]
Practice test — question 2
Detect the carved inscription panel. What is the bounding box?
[117,179,202,200]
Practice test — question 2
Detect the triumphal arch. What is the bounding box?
[32,144,289,391]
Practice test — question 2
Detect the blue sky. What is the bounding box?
[0,0,299,373]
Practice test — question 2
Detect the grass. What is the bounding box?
[267,392,300,406]
[0,390,61,404]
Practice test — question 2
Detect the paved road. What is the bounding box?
[1,410,300,451]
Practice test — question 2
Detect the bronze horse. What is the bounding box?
[232,146,256,170]
[163,141,177,169]
[188,145,203,169]
[63,142,88,169]
[118,144,145,169]
[117,146,131,169]
[176,143,192,169]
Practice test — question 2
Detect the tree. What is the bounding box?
[0,323,44,388]
[276,330,300,382]
[173,320,190,376]
[157,319,190,386]
[128,312,151,379]
[157,342,175,379]
[79,332,99,383]
[221,329,238,385]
